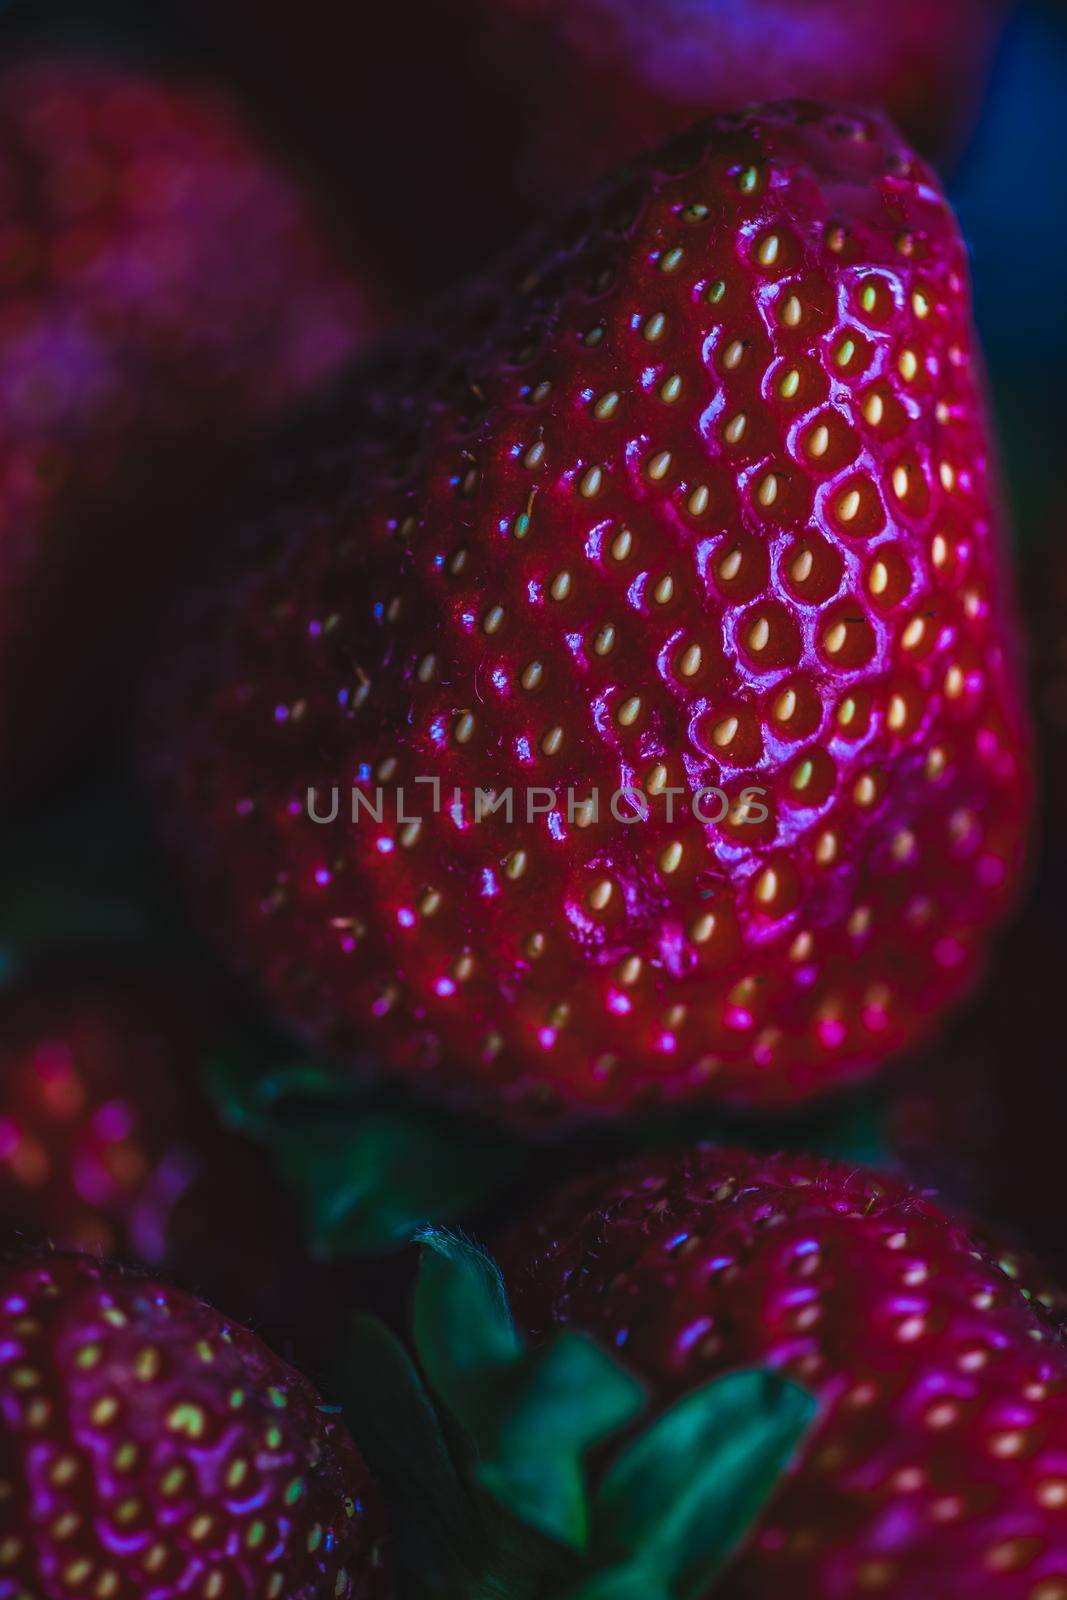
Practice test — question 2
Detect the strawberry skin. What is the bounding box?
[151,103,1029,1124]
[0,1251,390,1598]
[497,1147,1067,1599]
[0,58,378,791]
[0,953,320,1340]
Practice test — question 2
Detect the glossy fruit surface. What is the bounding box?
[151,103,1028,1125]
[0,1250,391,1597]
[499,1146,1067,1599]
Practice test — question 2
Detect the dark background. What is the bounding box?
[1,0,1062,553]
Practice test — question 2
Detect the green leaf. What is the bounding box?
[413,1234,646,1553]
[563,1570,671,1600]
[272,1113,519,1256]
[585,1368,816,1598]
[414,1230,524,1434]
[206,1046,352,1137]
[207,1055,523,1254]
[332,1314,478,1597]
[479,1332,646,1550]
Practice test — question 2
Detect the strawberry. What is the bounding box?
[149,103,1029,1125]
[0,951,325,1340]
[339,1225,818,1600]
[494,1145,1067,1599]
[0,57,379,793]
[0,1249,390,1598]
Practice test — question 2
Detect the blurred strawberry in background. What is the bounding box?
[174,0,1012,294]
[0,57,383,800]
[0,949,328,1350]
[474,0,1012,204]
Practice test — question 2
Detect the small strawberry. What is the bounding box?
[0,57,380,792]
[0,951,323,1338]
[493,1146,1067,1598]
[150,103,1029,1125]
[0,1249,390,1598]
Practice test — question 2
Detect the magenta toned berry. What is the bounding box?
[497,1147,1067,1599]
[150,104,1030,1125]
[0,953,325,1340]
[0,57,379,789]
[0,1251,391,1598]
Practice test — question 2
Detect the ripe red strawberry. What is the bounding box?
[0,952,323,1338]
[0,57,379,792]
[149,103,1029,1125]
[496,1146,1067,1599]
[0,1249,390,1597]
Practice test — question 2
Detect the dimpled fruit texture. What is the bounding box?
[0,57,374,785]
[497,1147,1067,1600]
[0,1252,390,1599]
[152,103,1029,1126]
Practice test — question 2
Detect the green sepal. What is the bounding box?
[479,1331,646,1550]
[207,1053,521,1256]
[413,1229,524,1428]
[567,1369,817,1600]
[414,1231,646,1550]
[340,1239,815,1600]
[269,1112,519,1256]
[332,1313,480,1598]
[560,1573,671,1600]
[335,1309,587,1600]
[206,1046,359,1138]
